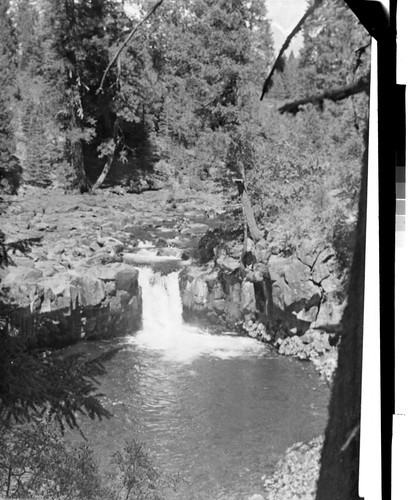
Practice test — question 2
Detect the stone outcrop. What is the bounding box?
[3,262,142,347]
[179,239,346,339]
[179,264,257,330]
[266,244,346,336]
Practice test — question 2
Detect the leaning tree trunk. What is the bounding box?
[91,120,119,192]
[91,151,115,192]
[235,178,263,243]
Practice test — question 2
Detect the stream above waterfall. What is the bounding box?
[69,265,330,499]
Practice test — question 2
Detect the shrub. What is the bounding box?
[0,421,105,499]
[0,422,182,500]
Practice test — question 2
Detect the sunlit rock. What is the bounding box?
[241,281,256,314]
[267,254,287,282]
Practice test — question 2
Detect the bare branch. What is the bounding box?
[277,72,370,114]
[97,0,165,94]
[260,0,323,101]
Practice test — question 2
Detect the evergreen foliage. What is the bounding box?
[0,339,112,431]
[0,0,22,194]
[300,0,370,93]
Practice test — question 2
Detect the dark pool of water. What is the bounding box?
[69,335,329,499]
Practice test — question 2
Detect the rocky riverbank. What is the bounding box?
[1,184,342,382]
[262,435,324,500]
[1,185,338,500]
[0,185,223,347]
[178,232,343,383]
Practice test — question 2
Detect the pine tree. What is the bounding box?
[0,0,22,194]
[13,0,129,191]
[299,0,370,94]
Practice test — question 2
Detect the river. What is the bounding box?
[70,266,330,499]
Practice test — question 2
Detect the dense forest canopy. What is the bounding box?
[0,0,369,264]
[1,0,369,220]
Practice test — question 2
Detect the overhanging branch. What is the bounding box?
[260,0,323,101]
[278,72,370,114]
[97,0,165,94]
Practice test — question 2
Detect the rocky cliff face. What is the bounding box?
[3,262,142,347]
[179,264,256,331]
[179,239,346,341]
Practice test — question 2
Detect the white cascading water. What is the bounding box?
[128,266,267,363]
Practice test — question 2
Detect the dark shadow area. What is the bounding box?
[84,119,157,190]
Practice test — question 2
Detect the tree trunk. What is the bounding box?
[69,136,90,193]
[91,148,116,191]
[235,179,263,242]
[66,102,89,193]
[91,120,119,192]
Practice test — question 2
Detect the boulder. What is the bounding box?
[33,221,50,232]
[295,241,326,268]
[311,299,346,332]
[310,248,336,284]
[241,281,256,314]
[283,258,310,285]
[212,298,226,311]
[89,240,102,252]
[30,268,118,315]
[67,272,106,307]
[225,300,241,321]
[191,277,209,306]
[108,290,130,313]
[2,266,43,285]
[37,275,78,314]
[34,261,58,277]
[97,236,124,254]
[267,255,287,282]
[88,265,118,281]
[320,274,342,294]
[105,281,117,296]
[294,305,319,323]
[311,262,331,284]
[254,238,269,263]
[180,222,209,236]
[272,278,296,310]
[216,254,241,272]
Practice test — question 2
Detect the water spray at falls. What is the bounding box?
[127,266,267,363]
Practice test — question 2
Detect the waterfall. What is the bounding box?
[138,267,184,336]
[127,266,267,363]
